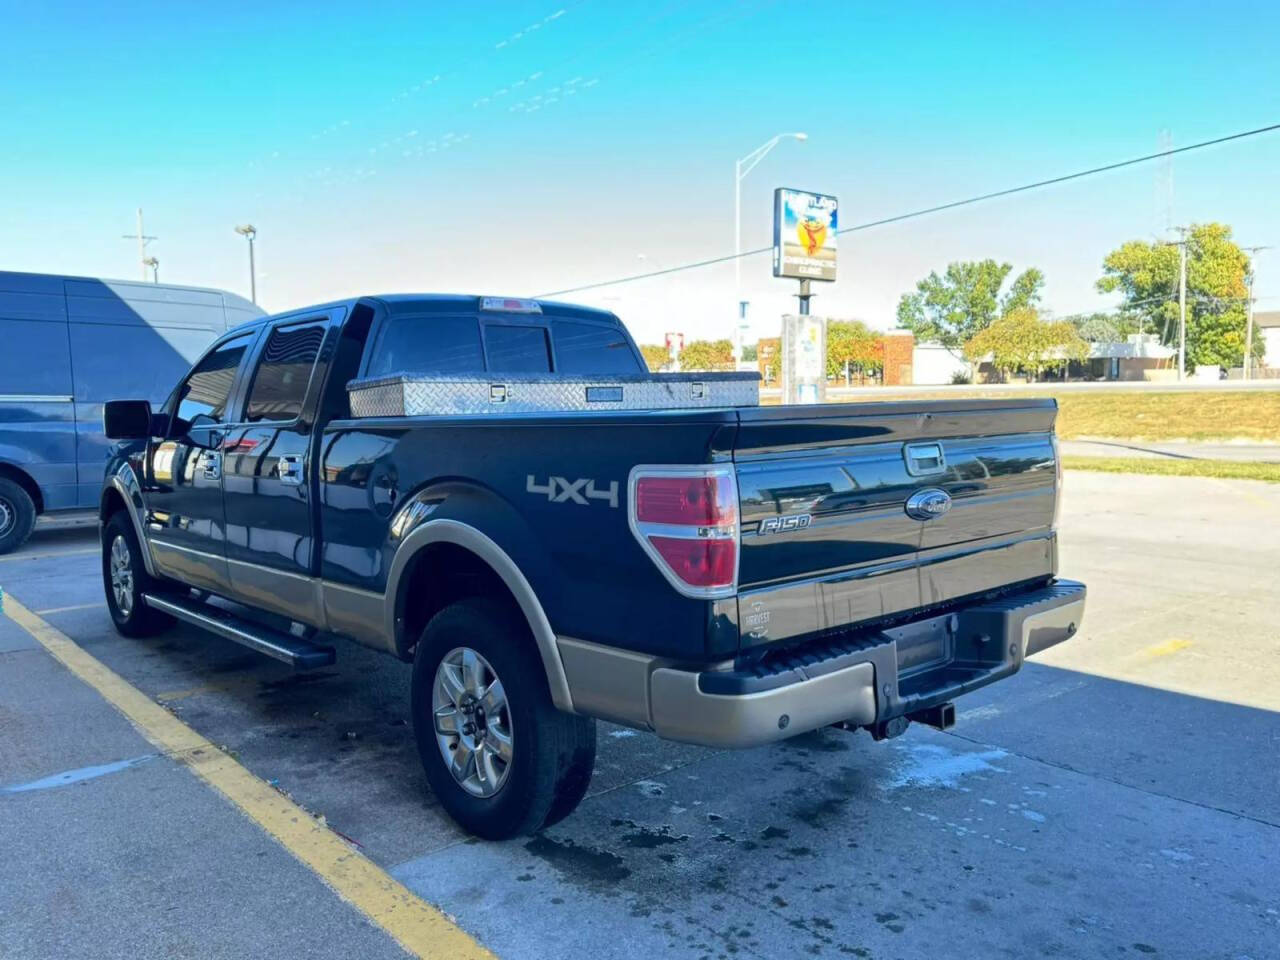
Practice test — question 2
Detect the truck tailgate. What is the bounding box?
[733,399,1059,649]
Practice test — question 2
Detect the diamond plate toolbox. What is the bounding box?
[347,372,761,417]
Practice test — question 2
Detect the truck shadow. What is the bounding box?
[392,662,1280,959]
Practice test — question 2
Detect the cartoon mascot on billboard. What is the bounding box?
[796,205,830,255]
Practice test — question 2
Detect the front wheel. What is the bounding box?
[102,512,173,637]
[411,598,596,839]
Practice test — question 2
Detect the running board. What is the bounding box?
[143,593,335,670]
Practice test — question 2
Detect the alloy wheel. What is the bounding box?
[432,646,514,798]
[109,534,135,617]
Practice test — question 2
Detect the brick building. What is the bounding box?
[881,331,914,385]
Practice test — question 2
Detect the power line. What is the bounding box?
[536,122,1280,298]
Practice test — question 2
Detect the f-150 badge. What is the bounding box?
[757,514,812,536]
[527,475,619,509]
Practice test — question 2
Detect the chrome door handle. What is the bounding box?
[279,455,304,485]
[202,452,222,481]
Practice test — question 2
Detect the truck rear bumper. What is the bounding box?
[558,579,1085,749]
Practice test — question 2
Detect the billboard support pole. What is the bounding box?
[796,279,813,316]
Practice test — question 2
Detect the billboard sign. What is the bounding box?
[773,188,838,282]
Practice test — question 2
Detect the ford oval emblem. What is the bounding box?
[905,487,952,521]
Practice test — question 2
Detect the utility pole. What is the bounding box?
[121,208,157,281]
[1177,236,1187,381]
[143,257,159,284]
[1165,227,1190,380]
[1241,246,1271,380]
[235,224,258,303]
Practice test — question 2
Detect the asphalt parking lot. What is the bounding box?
[2,471,1279,960]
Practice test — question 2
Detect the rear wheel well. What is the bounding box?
[396,542,527,659]
[0,463,43,515]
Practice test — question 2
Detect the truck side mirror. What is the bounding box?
[103,399,155,440]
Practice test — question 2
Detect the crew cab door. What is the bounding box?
[145,332,255,592]
[221,315,332,623]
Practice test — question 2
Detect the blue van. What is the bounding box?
[0,270,264,553]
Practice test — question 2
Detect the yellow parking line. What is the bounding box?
[0,548,98,563]
[1,590,493,960]
[34,602,106,615]
[1137,638,1193,659]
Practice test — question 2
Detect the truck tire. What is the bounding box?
[0,477,37,556]
[411,598,597,840]
[102,512,173,637]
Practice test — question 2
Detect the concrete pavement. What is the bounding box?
[2,470,1279,959]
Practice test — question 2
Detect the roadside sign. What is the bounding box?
[773,188,838,282]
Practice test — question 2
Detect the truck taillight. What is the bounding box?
[629,465,739,598]
[635,475,736,526]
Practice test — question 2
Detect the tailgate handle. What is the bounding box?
[903,442,946,476]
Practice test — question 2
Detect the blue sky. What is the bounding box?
[2,1,1278,344]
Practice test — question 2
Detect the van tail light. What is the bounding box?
[629,465,739,598]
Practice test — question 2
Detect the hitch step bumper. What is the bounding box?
[601,580,1085,749]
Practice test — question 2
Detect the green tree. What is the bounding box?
[741,344,758,362]
[826,320,884,381]
[678,338,734,371]
[1000,267,1045,315]
[639,343,669,371]
[964,307,1088,382]
[1097,223,1255,369]
[1063,311,1141,343]
[896,260,1044,359]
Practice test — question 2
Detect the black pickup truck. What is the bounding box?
[99,294,1085,838]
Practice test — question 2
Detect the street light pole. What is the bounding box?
[734,132,807,359]
[143,257,159,284]
[235,224,258,304]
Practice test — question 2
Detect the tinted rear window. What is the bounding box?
[484,325,552,373]
[551,320,641,374]
[366,315,484,377]
[243,321,326,422]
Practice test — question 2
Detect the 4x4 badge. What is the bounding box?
[527,475,619,509]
